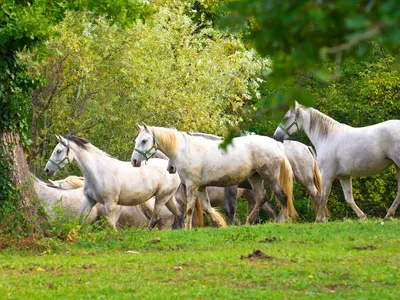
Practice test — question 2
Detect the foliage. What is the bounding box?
[0,0,150,202]
[1,220,400,298]
[0,0,151,247]
[0,199,46,249]
[220,0,400,110]
[23,4,268,177]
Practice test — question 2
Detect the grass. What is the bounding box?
[1,219,399,299]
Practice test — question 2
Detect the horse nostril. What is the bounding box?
[45,168,49,173]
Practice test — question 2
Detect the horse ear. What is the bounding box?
[142,122,149,131]
[137,123,144,131]
[58,135,68,146]
[294,101,300,111]
[55,134,61,142]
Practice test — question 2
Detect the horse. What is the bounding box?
[34,175,175,229]
[185,132,324,223]
[48,176,84,189]
[33,174,98,222]
[132,125,296,228]
[274,101,400,222]
[44,135,183,229]
[48,164,206,227]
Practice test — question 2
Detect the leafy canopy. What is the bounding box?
[220,0,400,106]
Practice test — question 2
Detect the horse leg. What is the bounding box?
[244,189,276,222]
[261,200,277,221]
[267,181,289,223]
[165,196,184,229]
[198,189,226,227]
[384,165,400,220]
[148,199,165,230]
[316,174,334,222]
[301,180,322,216]
[243,189,256,222]
[184,184,197,229]
[80,196,97,224]
[104,201,120,229]
[223,186,238,225]
[246,175,266,225]
[339,177,366,220]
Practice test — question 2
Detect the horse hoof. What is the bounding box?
[315,217,326,223]
[383,216,393,221]
[360,215,367,221]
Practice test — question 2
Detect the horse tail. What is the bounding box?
[210,207,227,227]
[308,147,330,217]
[193,196,204,227]
[279,155,298,218]
[183,195,204,227]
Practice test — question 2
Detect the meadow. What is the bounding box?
[1,219,399,299]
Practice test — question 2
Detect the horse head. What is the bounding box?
[44,134,75,176]
[132,125,157,167]
[273,101,302,142]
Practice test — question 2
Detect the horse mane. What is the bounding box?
[149,127,178,156]
[65,176,84,188]
[187,131,222,141]
[308,108,343,139]
[65,134,114,158]
[64,135,90,150]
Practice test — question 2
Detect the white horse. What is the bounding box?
[44,135,183,229]
[34,175,175,229]
[132,125,296,228]
[274,102,400,222]
[179,132,324,223]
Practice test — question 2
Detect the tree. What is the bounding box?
[22,3,268,177]
[0,0,149,209]
[220,0,400,108]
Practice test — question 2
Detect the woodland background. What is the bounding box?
[1,0,399,223]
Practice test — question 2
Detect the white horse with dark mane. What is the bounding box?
[44,135,183,229]
[132,125,296,228]
[35,175,175,228]
[274,102,400,222]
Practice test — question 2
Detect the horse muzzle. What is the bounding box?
[273,130,285,142]
[131,158,142,168]
[44,165,56,177]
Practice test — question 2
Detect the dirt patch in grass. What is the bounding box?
[241,249,275,260]
[352,245,377,250]
[327,283,349,291]
[258,236,277,243]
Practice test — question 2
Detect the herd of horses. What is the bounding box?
[38,103,400,230]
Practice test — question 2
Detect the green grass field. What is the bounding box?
[1,220,399,299]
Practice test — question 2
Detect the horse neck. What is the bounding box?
[152,127,182,160]
[69,142,109,181]
[300,108,345,150]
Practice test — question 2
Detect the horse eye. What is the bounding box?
[142,139,147,144]
[57,149,62,154]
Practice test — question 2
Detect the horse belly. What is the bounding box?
[200,166,252,188]
[117,186,157,206]
[337,156,393,177]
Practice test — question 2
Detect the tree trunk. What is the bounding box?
[0,130,37,206]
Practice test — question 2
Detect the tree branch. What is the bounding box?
[324,24,384,55]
